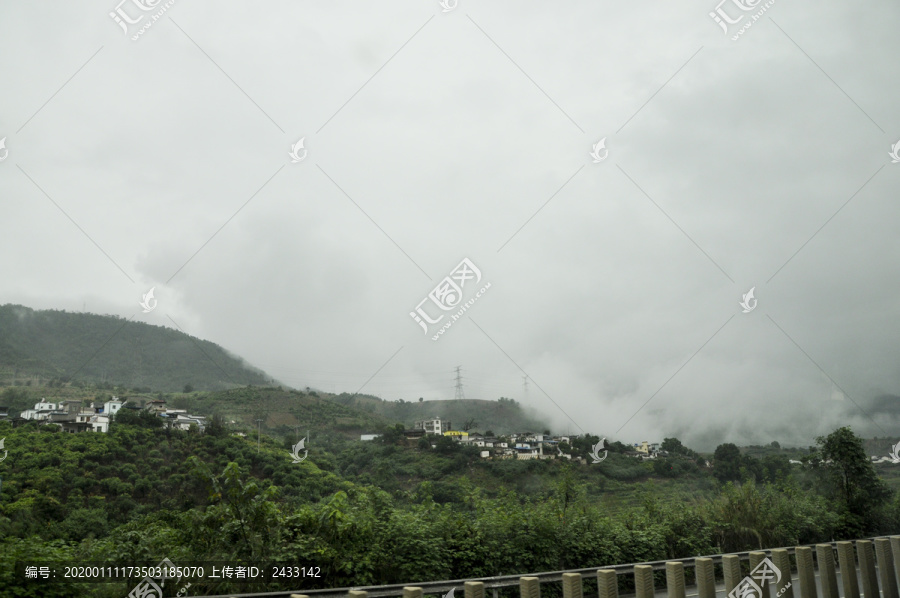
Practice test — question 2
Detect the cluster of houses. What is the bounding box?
[363,417,666,462]
[630,441,665,459]
[4,397,207,433]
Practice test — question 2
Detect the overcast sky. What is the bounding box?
[1,1,898,451]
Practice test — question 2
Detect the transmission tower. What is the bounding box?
[523,375,529,400]
[454,366,466,400]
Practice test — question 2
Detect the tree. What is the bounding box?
[758,454,790,483]
[462,418,477,432]
[206,413,227,437]
[569,434,601,461]
[814,427,892,534]
[661,437,701,460]
[661,438,685,454]
[114,408,163,429]
[770,441,781,450]
[653,458,677,478]
[433,434,460,455]
[188,459,281,560]
[608,440,630,453]
[379,423,406,445]
[713,443,743,482]
[418,397,423,403]
[183,383,194,393]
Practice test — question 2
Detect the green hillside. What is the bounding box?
[331,394,546,435]
[0,304,272,392]
[169,386,396,438]
[2,376,900,596]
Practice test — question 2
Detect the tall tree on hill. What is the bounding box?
[814,426,892,535]
[713,443,744,482]
[661,437,685,454]
[662,437,701,460]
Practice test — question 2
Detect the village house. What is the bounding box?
[15,396,209,434]
[515,445,540,460]
[414,417,451,435]
[402,428,426,441]
[73,398,125,433]
[173,414,207,432]
[20,398,59,420]
[144,398,167,413]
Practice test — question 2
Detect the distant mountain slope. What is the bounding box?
[193,386,395,435]
[330,394,549,435]
[0,304,272,392]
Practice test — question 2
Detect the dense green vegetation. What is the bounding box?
[2,379,899,598]
[3,307,898,597]
[0,305,272,391]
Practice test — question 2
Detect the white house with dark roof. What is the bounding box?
[21,398,59,420]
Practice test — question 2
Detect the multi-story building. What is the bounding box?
[414,417,451,435]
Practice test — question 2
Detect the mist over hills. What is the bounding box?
[2,303,896,449]
[0,305,555,436]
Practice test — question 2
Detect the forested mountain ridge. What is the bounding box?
[0,304,272,392]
